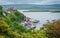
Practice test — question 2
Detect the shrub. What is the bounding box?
[42,20,60,38]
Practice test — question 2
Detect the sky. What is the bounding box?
[0,0,60,5]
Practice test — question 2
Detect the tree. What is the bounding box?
[0,6,3,17]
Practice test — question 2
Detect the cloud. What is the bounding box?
[39,0,60,5]
[29,0,60,5]
[0,0,14,5]
[0,0,60,5]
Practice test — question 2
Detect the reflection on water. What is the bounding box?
[22,12,60,29]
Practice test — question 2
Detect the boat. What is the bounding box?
[32,20,40,23]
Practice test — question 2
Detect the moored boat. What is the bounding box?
[32,20,40,23]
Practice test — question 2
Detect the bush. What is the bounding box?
[0,19,10,34]
[42,20,60,38]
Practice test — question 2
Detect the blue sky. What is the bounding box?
[0,0,60,5]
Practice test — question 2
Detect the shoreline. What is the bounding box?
[18,10,60,13]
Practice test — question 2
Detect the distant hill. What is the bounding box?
[2,4,60,10]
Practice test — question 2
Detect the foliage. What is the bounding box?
[0,6,31,38]
[0,6,3,17]
[0,19,10,34]
[43,20,60,38]
[14,10,26,22]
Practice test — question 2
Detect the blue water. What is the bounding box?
[21,12,60,29]
[3,4,60,10]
